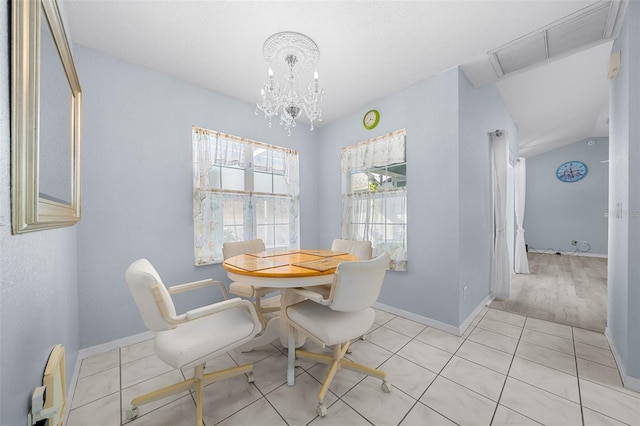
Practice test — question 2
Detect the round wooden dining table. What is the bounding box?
[223,249,357,350]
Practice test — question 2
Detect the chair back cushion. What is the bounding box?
[222,239,266,260]
[330,253,389,312]
[125,259,177,331]
[331,239,372,260]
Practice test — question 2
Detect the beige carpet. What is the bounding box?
[489,252,607,332]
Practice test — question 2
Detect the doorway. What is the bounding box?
[490,138,609,333]
[490,252,607,332]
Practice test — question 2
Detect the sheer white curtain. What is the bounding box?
[193,128,299,265]
[341,130,407,271]
[514,158,530,274]
[340,131,406,171]
[194,130,246,263]
[491,130,510,298]
[341,188,407,270]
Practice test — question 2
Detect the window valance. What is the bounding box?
[193,127,298,196]
[340,129,406,173]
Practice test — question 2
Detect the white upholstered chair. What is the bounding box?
[309,239,373,301]
[331,238,373,261]
[284,253,391,417]
[223,239,280,328]
[125,259,262,426]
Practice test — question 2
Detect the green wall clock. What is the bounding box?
[556,160,588,182]
[363,109,380,130]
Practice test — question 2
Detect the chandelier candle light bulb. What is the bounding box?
[256,32,324,136]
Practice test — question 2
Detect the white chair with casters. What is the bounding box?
[309,239,373,299]
[125,259,262,426]
[331,238,373,261]
[311,239,374,346]
[223,239,280,328]
[332,238,374,342]
[284,253,391,417]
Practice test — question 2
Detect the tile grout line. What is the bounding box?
[395,325,462,426]
[73,307,637,426]
[572,326,586,426]
[491,309,612,424]
[488,312,528,425]
[345,313,471,425]
[489,316,619,373]
[406,307,494,425]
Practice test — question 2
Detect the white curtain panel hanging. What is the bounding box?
[491,131,511,299]
[514,157,530,274]
[193,191,246,264]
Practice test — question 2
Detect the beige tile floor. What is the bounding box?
[65,307,640,426]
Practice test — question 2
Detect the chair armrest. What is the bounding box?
[288,288,332,306]
[186,298,262,331]
[169,279,229,300]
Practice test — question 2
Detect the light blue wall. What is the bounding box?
[525,138,609,255]
[458,70,518,323]
[316,66,516,328]
[608,0,640,383]
[0,3,80,425]
[317,68,461,326]
[74,47,320,347]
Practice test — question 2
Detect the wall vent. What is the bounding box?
[490,1,625,77]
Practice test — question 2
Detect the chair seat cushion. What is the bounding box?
[155,307,258,369]
[287,301,374,346]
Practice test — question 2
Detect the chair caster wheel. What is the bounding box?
[126,407,139,420]
[247,372,255,383]
[361,334,367,341]
[381,380,391,393]
[316,403,327,417]
[346,347,353,354]
[294,358,301,368]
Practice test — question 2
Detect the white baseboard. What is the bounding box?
[374,302,460,335]
[63,331,154,426]
[374,295,492,337]
[78,330,154,359]
[624,375,640,392]
[528,249,607,259]
[459,295,495,335]
[604,327,640,392]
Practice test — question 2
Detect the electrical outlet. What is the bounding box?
[571,240,578,246]
[463,286,468,301]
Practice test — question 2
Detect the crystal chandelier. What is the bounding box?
[256,32,324,136]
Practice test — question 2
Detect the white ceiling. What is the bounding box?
[495,40,613,157]
[62,0,618,157]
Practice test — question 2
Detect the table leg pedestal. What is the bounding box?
[279,289,306,347]
[239,316,280,352]
[239,289,306,352]
[287,326,296,386]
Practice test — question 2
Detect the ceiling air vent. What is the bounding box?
[490,1,625,77]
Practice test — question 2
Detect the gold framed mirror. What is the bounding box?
[11,0,82,233]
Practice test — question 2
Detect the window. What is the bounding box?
[341,129,407,270]
[193,127,299,265]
